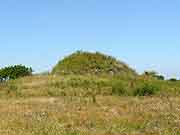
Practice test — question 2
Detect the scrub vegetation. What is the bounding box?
[0,51,180,135]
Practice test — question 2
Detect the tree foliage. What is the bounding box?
[169,78,177,82]
[0,65,32,81]
[144,71,165,80]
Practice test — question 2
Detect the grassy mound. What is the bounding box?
[52,51,137,77]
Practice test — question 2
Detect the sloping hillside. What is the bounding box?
[52,51,137,77]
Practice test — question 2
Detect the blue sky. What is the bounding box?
[0,0,180,78]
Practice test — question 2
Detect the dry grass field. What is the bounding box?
[0,96,180,135]
[0,75,180,135]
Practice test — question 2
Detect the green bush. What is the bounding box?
[156,75,165,80]
[169,78,177,82]
[133,83,160,96]
[0,65,32,81]
[143,71,165,80]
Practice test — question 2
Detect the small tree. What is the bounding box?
[169,78,177,82]
[155,75,165,80]
[144,71,157,77]
[143,71,165,80]
[0,65,32,81]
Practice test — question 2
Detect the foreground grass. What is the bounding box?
[0,75,180,134]
[0,96,180,135]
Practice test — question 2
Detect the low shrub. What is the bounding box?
[133,83,160,96]
[169,78,177,82]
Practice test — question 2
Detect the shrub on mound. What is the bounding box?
[133,83,160,96]
[52,51,137,77]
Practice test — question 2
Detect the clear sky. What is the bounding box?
[0,0,180,78]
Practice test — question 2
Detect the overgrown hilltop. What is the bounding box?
[52,51,137,78]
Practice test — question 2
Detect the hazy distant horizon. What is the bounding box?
[0,0,180,78]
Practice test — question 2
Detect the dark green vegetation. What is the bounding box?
[144,71,165,80]
[52,51,137,77]
[0,65,32,81]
